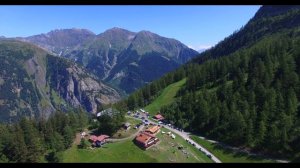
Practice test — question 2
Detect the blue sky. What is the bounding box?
[0,5,260,51]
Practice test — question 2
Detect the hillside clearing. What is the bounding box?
[145,78,186,115]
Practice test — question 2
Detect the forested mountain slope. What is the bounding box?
[120,5,300,160]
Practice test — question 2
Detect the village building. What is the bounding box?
[153,114,165,121]
[89,135,110,147]
[145,125,161,135]
[123,122,131,130]
[134,131,159,149]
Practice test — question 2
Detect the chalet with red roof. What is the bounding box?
[89,135,110,147]
[145,125,161,135]
[153,114,164,121]
[134,131,159,149]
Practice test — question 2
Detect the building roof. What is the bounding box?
[135,132,153,144]
[146,125,161,134]
[154,114,164,120]
[89,135,110,142]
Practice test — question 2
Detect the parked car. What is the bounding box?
[207,154,212,158]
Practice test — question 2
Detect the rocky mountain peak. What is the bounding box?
[47,28,96,36]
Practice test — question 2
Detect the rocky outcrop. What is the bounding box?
[0,39,121,122]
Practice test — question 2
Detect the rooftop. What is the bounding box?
[154,114,164,120]
[146,125,161,134]
[135,132,152,144]
[89,135,110,142]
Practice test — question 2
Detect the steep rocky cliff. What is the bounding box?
[0,39,120,122]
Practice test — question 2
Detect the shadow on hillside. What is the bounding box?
[212,144,266,161]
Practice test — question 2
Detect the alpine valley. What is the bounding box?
[0,5,300,163]
[0,28,199,122]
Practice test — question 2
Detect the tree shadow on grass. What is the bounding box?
[212,144,267,162]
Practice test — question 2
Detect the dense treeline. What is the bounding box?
[96,110,125,136]
[0,109,89,163]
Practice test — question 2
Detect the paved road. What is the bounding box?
[127,115,221,163]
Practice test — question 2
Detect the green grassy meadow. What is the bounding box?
[145,78,186,115]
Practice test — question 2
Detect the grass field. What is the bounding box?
[62,116,212,163]
[63,132,212,163]
[154,128,213,163]
[63,140,158,163]
[145,78,186,115]
[190,135,275,163]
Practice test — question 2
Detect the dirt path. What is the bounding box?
[74,133,82,145]
[74,128,89,145]
[107,125,145,142]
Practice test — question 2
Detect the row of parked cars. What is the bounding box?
[159,122,184,132]
[185,139,212,159]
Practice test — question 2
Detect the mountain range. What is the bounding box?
[19,28,199,94]
[0,27,199,122]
